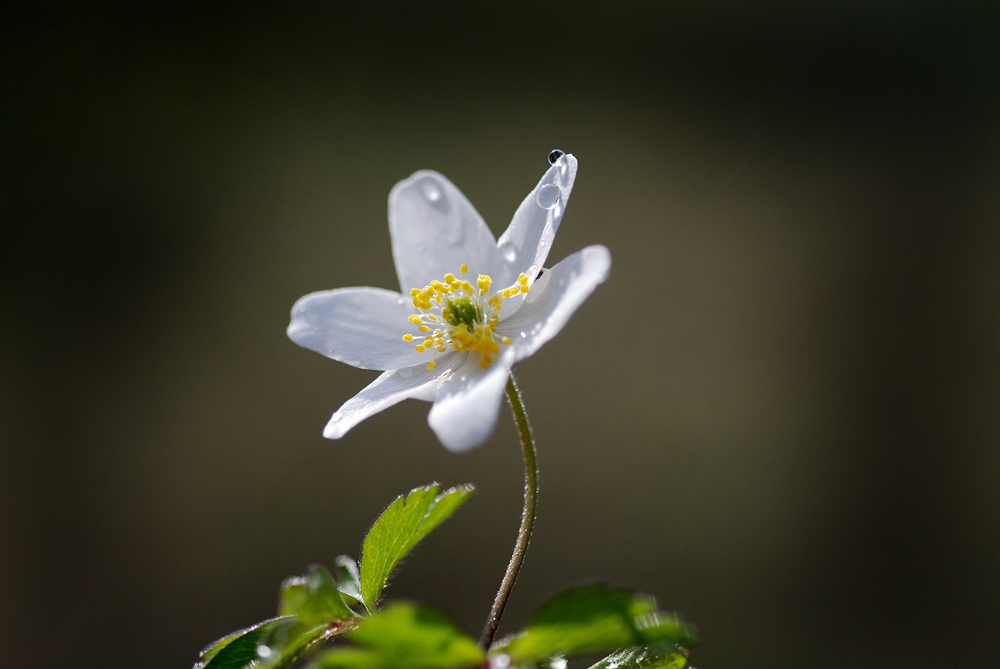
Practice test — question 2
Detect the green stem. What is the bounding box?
[479,374,538,650]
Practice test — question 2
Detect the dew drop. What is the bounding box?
[420,180,441,202]
[548,149,565,165]
[492,654,512,669]
[330,413,342,423]
[536,184,560,210]
[498,240,517,262]
[519,331,527,339]
[396,297,405,305]
[398,366,414,378]
[257,645,273,659]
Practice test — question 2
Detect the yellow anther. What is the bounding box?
[521,285,530,293]
[404,266,515,371]
[427,360,436,370]
[518,273,529,285]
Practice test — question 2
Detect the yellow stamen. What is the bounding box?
[403,265,528,371]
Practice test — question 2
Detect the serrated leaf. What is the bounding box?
[197,615,352,669]
[332,555,363,605]
[313,602,485,669]
[499,586,696,662]
[195,616,293,669]
[587,643,689,669]
[359,484,474,611]
[280,565,356,625]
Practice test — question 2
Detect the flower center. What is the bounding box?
[403,262,530,370]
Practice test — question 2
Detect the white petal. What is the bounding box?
[497,245,611,362]
[389,170,504,294]
[288,287,427,371]
[495,154,578,288]
[427,349,514,452]
[323,353,463,439]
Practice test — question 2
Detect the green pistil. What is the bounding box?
[444,296,482,329]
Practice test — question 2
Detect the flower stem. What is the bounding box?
[479,374,538,650]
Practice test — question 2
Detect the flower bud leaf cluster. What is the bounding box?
[194,488,696,669]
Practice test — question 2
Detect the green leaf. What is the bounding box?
[587,643,690,669]
[280,564,356,626]
[359,484,474,611]
[498,586,696,662]
[332,555,364,605]
[195,616,294,669]
[313,602,485,669]
[196,615,352,669]
[197,565,357,669]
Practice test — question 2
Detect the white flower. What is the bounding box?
[287,153,611,451]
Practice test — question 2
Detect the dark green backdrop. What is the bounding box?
[3,2,1000,668]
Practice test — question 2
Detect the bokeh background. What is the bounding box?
[3,2,1000,667]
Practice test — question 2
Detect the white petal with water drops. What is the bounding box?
[288,153,609,451]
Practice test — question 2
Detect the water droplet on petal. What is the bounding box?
[536,184,560,210]
[548,149,565,165]
[396,297,405,305]
[519,331,527,339]
[420,180,441,202]
[498,240,517,263]
[331,413,342,422]
[399,366,413,378]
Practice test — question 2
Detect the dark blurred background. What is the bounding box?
[3,2,1000,667]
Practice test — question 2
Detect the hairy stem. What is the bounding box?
[479,374,538,649]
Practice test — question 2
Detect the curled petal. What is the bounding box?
[288,287,426,371]
[497,245,611,362]
[427,349,515,452]
[389,170,504,293]
[495,153,578,287]
[324,353,463,439]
